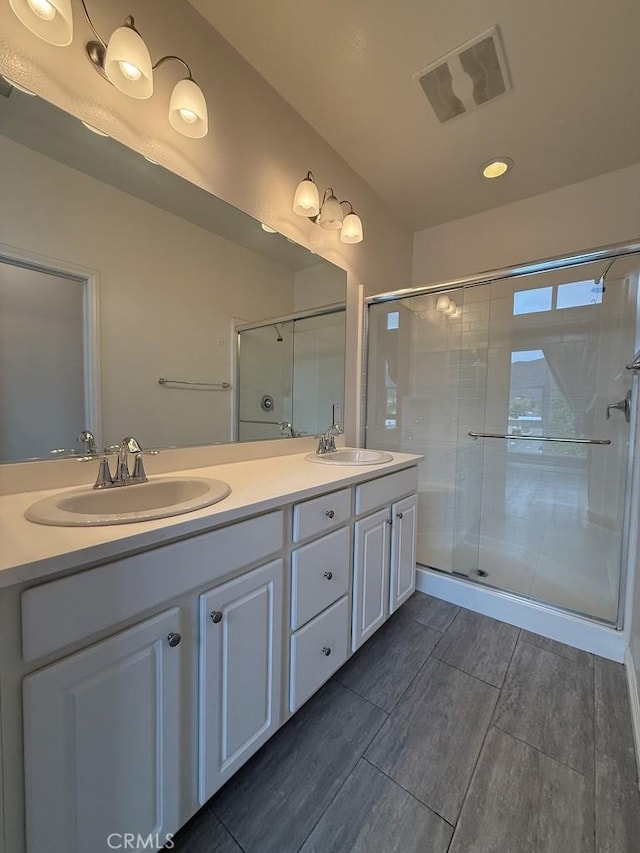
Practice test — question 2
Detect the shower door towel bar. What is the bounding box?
[468,431,611,446]
[158,377,231,389]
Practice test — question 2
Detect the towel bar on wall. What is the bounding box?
[158,377,231,389]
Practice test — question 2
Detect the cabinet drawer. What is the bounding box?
[291,527,350,630]
[22,511,284,662]
[292,488,352,542]
[290,595,349,712]
[354,467,419,516]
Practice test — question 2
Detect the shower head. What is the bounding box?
[592,257,617,294]
[274,324,283,342]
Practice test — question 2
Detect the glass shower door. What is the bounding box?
[467,259,637,622]
[366,253,639,623]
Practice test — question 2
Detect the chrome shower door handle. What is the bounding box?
[606,390,632,423]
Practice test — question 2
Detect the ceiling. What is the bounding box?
[189,0,640,232]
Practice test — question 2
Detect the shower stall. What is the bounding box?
[366,249,640,625]
[236,307,345,441]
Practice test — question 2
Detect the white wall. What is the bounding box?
[0,136,296,450]
[412,164,640,286]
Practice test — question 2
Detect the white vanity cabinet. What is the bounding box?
[352,468,419,651]
[3,455,420,853]
[23,608,183,853]
[198,559,284,803]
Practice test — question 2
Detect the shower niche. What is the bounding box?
[236,308,345,441]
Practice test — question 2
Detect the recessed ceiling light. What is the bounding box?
[481,157,513,179]
[261,223,277,233]
[81,120,109,137]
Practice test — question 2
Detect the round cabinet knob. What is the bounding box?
[396,512,404,519]
[325,510,335,519]
[167,632,182,647]
[210,610,223,624]
[322,646,332,656]
[323,571,333,580]
[386,518,393,525]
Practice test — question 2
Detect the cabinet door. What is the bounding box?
[199,560,283,803]
[390,494,418,614]
[352,507,391,651]
[23,608,182,853]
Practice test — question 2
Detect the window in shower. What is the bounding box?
[513,280,602,316]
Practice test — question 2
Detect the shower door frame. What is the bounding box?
[363,238,640,630]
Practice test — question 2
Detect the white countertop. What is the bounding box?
[0,451,420,589]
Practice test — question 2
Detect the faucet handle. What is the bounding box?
[132,454,148,483]
[94,457,113,489]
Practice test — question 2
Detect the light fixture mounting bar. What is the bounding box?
[153,55,193,80]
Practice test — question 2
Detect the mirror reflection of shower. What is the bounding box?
[236,307,346,441]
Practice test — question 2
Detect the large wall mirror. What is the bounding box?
[0,85,347,463]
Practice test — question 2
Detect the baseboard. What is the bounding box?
[416,567,628,662]
[625,647,640,788]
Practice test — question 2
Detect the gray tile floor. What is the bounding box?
[172,593,640,853]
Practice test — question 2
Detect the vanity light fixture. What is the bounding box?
[293,171,364,243]
[9,0,209,138]
[9,0,73,46]
[436,294,451,312]
[481,157,513,179]
[444,299,457,316]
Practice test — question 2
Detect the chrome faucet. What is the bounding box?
[316,423,343,454]
[279,421,303,438]
[93,436,149,489]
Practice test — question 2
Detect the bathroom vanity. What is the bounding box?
[0,450,419,853]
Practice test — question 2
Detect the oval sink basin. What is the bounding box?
[26,477,232,526]
[305,448,393,466]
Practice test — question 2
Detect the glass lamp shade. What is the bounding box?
[169,79,208,138]
[318,193,343,230]
[436,294,451,312]
[445,299,457,316]
[293,178,320,217]
[104,26,153,99]
[9,0,73,46]
[340,211,363,244]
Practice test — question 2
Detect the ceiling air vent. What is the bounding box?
[415,26,511,123]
